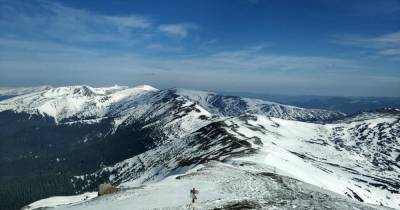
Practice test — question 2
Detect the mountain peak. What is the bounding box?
[132,85,158,91]
[43,85,96,97]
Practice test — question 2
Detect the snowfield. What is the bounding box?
[64,113,399,209]
[27,162,394,210]
[175,88,345,121]
[22,192,97,210]
[227,115,400,208]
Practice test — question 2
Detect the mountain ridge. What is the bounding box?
[0,85,345,125]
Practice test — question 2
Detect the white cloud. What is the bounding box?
[146,43,183,52]
[0,0,153,44]
[335,31,400,60]
[378,49,400,56]
[105,15,151,30]
[158,23,198,38]
[373,32,400,45]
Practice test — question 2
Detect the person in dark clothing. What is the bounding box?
[190,187,199,209]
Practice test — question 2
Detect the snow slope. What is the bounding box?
[227,113,400,208]
[0,85,157,123]
[57,110,400,209]
[175,88,345,121]
[56,162,391,210]
[0,85,215,149]
[22,192,97,210]
[108,88,213,143]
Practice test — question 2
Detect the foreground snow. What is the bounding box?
[43,162,391,210]
[22,192,97,210]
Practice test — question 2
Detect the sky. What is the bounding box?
[0,0,399,96]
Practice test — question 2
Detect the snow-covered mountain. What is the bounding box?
[60,110,399,210]
[0,85,157,123]
[1,85,398,210]
[0,85,343,125]
[175,88,345,121]
[0,85,345,153]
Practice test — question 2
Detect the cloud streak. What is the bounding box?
[0,0,154,44]
[335,31,400,60]
[105,16,152,30]
[158,23,198,38]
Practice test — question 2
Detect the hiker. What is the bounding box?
[190,187,199,209]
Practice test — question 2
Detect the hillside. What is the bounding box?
[0,85,398,210]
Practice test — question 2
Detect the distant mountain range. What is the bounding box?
[0,85,398,210]
[218,91,400,115]
[2,86,399,115]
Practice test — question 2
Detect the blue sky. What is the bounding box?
[0,0,399,96]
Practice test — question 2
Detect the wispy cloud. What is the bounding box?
[146,43,183,52]
[0,0,153,44]
[160,45,360,74]
[379,49,400,56]
[0,38,97,56]
[158,23,198,38]
[3,37,394,96]
[105,16,152,30]
[1,38,359,73]
[0,0,202,50]
[335,31,400,60]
